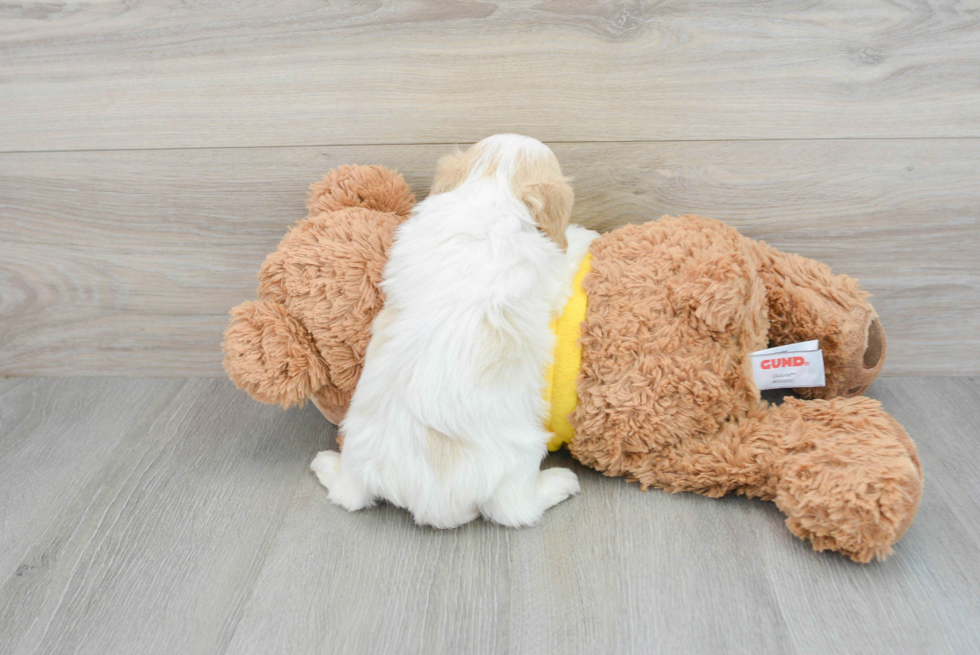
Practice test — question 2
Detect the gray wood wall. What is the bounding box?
[1,1,978,377]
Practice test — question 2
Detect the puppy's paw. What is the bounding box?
[310,450,375,511]
[310,450,341,489]
[537,467,581,509]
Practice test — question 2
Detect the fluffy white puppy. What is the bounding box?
[311,134,594,528]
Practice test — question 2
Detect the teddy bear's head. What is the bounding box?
[222,165,415,420]
[749,240,887,400]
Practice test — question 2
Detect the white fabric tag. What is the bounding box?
[751,340,826,390]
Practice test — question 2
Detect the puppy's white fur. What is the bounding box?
[311,134,598,528]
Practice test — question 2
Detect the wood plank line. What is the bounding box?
[0,378,184,583]
[225,454,796,655]
[1,1,978,151]
[1,139,976,376]
[0,379,333,655]
[5,134,980,158]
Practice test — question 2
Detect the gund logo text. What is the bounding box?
[759,356,808,370]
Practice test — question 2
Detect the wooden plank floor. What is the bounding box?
[1,376,978,655]
[2,1,979,150]
[2,2,978,651]
[1,1,979,378]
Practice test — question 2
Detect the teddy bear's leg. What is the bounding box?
[756,396,923,562]
[747,238,886,399]
[576,393,921,562]
[600,396,922,562]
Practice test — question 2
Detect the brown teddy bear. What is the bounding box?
[223,165,922,563]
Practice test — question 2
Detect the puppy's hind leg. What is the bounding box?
[481,467,580,528]
[310,450,375,512]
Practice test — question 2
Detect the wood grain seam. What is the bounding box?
[3,135,979,157]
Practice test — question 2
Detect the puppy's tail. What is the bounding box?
[307,164,415,218]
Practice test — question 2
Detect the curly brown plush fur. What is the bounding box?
[223,165,414,416]
[223,167,922,562]
[570,216,921,562]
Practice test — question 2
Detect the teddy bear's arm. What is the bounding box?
[222,299,334,408]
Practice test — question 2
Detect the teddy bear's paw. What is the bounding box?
[774,397,923,563]
[537,467,581,509]
[222,300,330,408]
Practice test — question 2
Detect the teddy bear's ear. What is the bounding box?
[307,165,415,217]
[222,300,331,409]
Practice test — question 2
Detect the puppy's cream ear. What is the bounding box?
[430,147,469,195]
[516,178,573,251]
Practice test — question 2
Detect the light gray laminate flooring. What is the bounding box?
[0,376,977,655]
